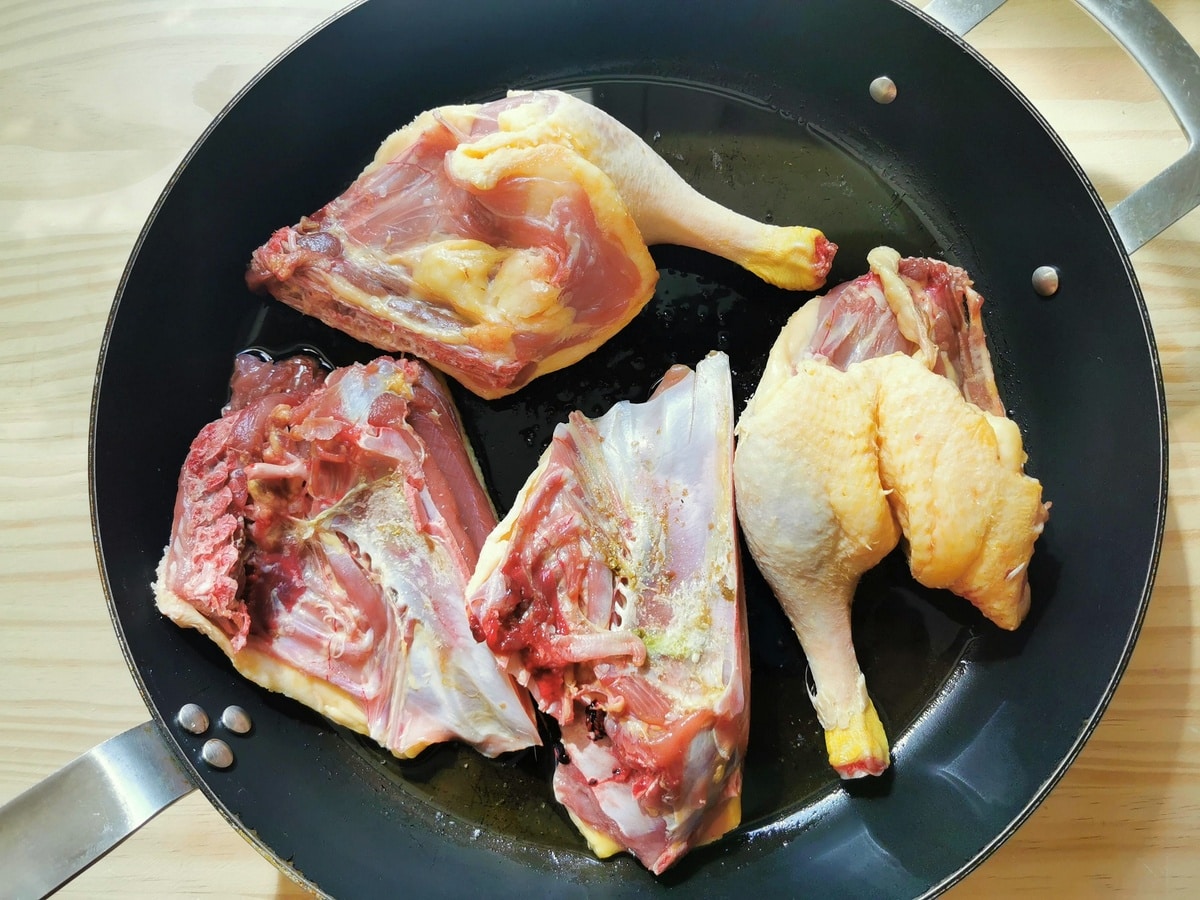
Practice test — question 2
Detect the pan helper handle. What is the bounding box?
[0,722,193,899]
[923,0,1200,254]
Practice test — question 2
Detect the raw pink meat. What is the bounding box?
[155,353,539,758]
[467,352,748,873]
[247,90,834,399]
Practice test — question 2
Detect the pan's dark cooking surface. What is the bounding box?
[80,0,1166,896]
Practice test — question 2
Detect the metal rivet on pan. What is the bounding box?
[176,703,210,735]
[201,738,235,769]
[1032,265,1060,296]
[869,76,898,104]
[220,705,253,735]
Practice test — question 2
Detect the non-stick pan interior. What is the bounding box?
[91,1,1165,896]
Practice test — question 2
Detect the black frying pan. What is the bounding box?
[2,0,1177,896]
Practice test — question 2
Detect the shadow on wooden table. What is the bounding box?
[277,868,319,898]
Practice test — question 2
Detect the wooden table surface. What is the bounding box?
[1,0,1197,896]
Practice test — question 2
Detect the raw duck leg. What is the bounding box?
[154,353,540,758]
[466,352,749,874]
[248,90,835,398]
[734,248,1048,777]
[735,360,898,777]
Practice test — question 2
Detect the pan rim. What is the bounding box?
[86,0,1169,895]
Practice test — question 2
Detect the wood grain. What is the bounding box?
[1,1,1196,896]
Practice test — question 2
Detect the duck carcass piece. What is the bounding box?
[247,90,835,398]
[467,352,749,874]
[153,353,540,758]
[734,248,1048,778]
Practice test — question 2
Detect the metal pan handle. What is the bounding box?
[0,722,194,899]
[923,0,1200,253]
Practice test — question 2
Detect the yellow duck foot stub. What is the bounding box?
[825,700,891,779]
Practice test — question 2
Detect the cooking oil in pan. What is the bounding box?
[302,78,974,852]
